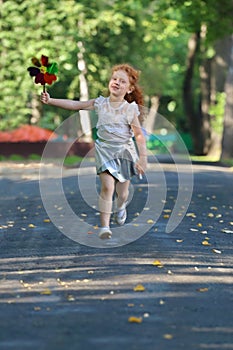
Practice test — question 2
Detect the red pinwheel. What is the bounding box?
[27,55,58,92]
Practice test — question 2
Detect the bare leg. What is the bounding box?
[99,172,115,228]
[115,180,130,209]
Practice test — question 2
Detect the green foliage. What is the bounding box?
[170,0,233,41]
[146,136,173,154]
[38,111,61,130]
[1,0,232,137]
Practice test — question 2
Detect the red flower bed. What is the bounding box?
[0,125,57,142]
[0,125,94,158]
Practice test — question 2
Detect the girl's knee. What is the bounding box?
[101,183,114,196]
[100,172,115,195]
[116,187,129,202]
[116,181,129,198]
[101,180,115,196]
[118,191,128,202]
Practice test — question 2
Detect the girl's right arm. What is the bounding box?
[40,92,95,110]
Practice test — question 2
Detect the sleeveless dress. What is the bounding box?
[94,96,140,182]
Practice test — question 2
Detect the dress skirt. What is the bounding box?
[95,138,138,182]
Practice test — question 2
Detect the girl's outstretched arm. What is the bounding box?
[40,91,95,110]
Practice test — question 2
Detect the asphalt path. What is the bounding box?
[0,159,232,350]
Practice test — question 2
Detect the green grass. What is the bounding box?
[220,158,233,167]
[0,154,84,166]
[0,154,24,161]
[63,155,83,166]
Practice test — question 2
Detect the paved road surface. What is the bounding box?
[0,159,232,350]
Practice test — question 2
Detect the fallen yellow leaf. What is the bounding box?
[163,334,173,340]
[202,240,211,246]
[197,287,208,292]
[34,306,41,311]
[28,224,36,228]
[163,214,170,219]
[40,288,52,295]
[43,219,50,223]
[186,212,196,218]
[152,260,163,267]
[128,316,143,323]
[133,284,146,292]
[147,219,154,224]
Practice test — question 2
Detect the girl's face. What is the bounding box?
[108,69,131,100]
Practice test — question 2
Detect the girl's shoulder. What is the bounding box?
[94,95,107,108]
[126,100,140,114]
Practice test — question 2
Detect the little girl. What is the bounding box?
[41,63,147,239]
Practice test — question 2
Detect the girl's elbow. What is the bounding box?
[135,131,144,141]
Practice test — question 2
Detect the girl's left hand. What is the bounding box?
[136,156,147,176]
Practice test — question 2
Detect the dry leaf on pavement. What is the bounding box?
[133,284,146,292]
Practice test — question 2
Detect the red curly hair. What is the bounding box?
[111,64,145,123]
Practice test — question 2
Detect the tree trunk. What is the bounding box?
[199,57,212,154]
[77,40,92,141]
[183,31,211,155]
[29,93,41,125]
[144,95,160,135]
[213,36,232,92]
[183,32,202,154]
[221,34,233,160]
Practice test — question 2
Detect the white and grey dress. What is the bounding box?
[94,96,140,182]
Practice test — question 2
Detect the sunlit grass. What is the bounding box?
[190,155,220,163]
[191,155,233,167]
